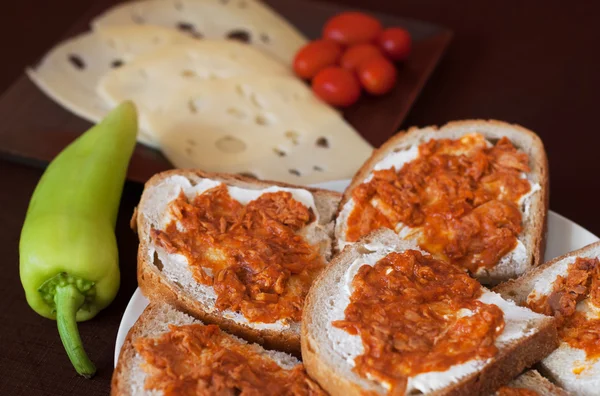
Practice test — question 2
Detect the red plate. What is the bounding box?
[0,0,451,183]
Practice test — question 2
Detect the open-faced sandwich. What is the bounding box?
[112,303,325,395]
[495,241,600,396]
[302,228,558,395]
[132,170,341,354]
[111,118,574,395]
[335,120,548,284]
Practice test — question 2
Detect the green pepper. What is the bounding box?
[19,102,138,378]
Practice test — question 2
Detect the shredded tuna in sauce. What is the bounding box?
[152,184,325,323]
[135,323,325,395]
[526,257,600,361]
[333,250,505,393]
[345,134,533,274]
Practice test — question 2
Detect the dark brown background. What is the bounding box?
[2,0,599,395]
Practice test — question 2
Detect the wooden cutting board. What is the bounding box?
[0,0,452,184]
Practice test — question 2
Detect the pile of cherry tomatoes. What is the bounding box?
[293,11,412,108]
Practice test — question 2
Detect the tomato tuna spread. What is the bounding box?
[526,257,600,360]
[496,387,539,396]
[135,323,325,395]
[151,184,325,323]
[333,250,505,393]
[344,134,533,273]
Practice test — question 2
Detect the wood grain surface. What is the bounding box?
[2,0,600,395]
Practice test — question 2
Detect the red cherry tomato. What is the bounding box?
[377,27,412,61]
[357,57,397,95]
[293,40,343,80]
[312,67,361,107]
[340,44,383,71]
[323,12,383,46]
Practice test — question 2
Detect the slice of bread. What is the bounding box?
[497,370,570,396]
[335,119,549,285]
[494,241,600,396]
[112,303,307,396]
[134,169,341,354]
[302,228,558,396]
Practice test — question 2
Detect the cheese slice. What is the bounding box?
[26,25,197,147]
[97,40,293,135]
[101,73,373,184]
[91,0,307,65]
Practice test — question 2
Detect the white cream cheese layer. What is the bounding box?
[525,255,600,389]
[542,344,600,396]
[528,259,573,299]
[371,145,419,173]
[150,176,319,228]
[144,175,319,331]
[327,244,545,394]
[527,256,600,320]
[335,138,541,270]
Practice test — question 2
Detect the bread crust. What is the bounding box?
[111,303,166,396]
[112,303,304,396]
[335,119,549,284]
[303,228,558,396]
[136,169,341,355]
[111,320,135,396]
[493,240,600,303]
[494,240,600,396]
[505,370,570,396]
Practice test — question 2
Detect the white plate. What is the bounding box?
[114,179,600,366]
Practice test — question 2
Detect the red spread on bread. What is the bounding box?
[135,323,325,395]
[526,257,600,360]
[345,134,532,273]
[496,386,539,396]
[333,250,505,393]
[151,184,325,323]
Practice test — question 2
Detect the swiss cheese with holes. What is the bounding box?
[102,73,373,184]
[28,0,373,184]
[91,0,307,65]
[97,41,293,133]
[27,25,198,147]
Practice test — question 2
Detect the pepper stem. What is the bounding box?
[54,284,97,378]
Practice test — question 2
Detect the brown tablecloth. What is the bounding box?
[2,0,600,394]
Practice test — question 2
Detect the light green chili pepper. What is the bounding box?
[19,102,138,377]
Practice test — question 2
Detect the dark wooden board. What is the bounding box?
[0,0,451,184]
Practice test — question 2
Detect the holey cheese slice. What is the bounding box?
[91,0,307,65]
[97,40,292,135]
[27,25,197,147]
[101,74,373,184]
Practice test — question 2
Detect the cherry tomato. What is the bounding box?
[340,44,383,71]
[293,40,343,80]
[312,67,361,107]
[377,27,412,61]
[323,12,383,46]
[357,57,397,95]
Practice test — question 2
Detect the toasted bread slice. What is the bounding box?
[334,119,549,284]
[112,303,314,396]
[302,228,558,396]
[494,241,600,396]
[497,370,570,396]
[134,169,341,354]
